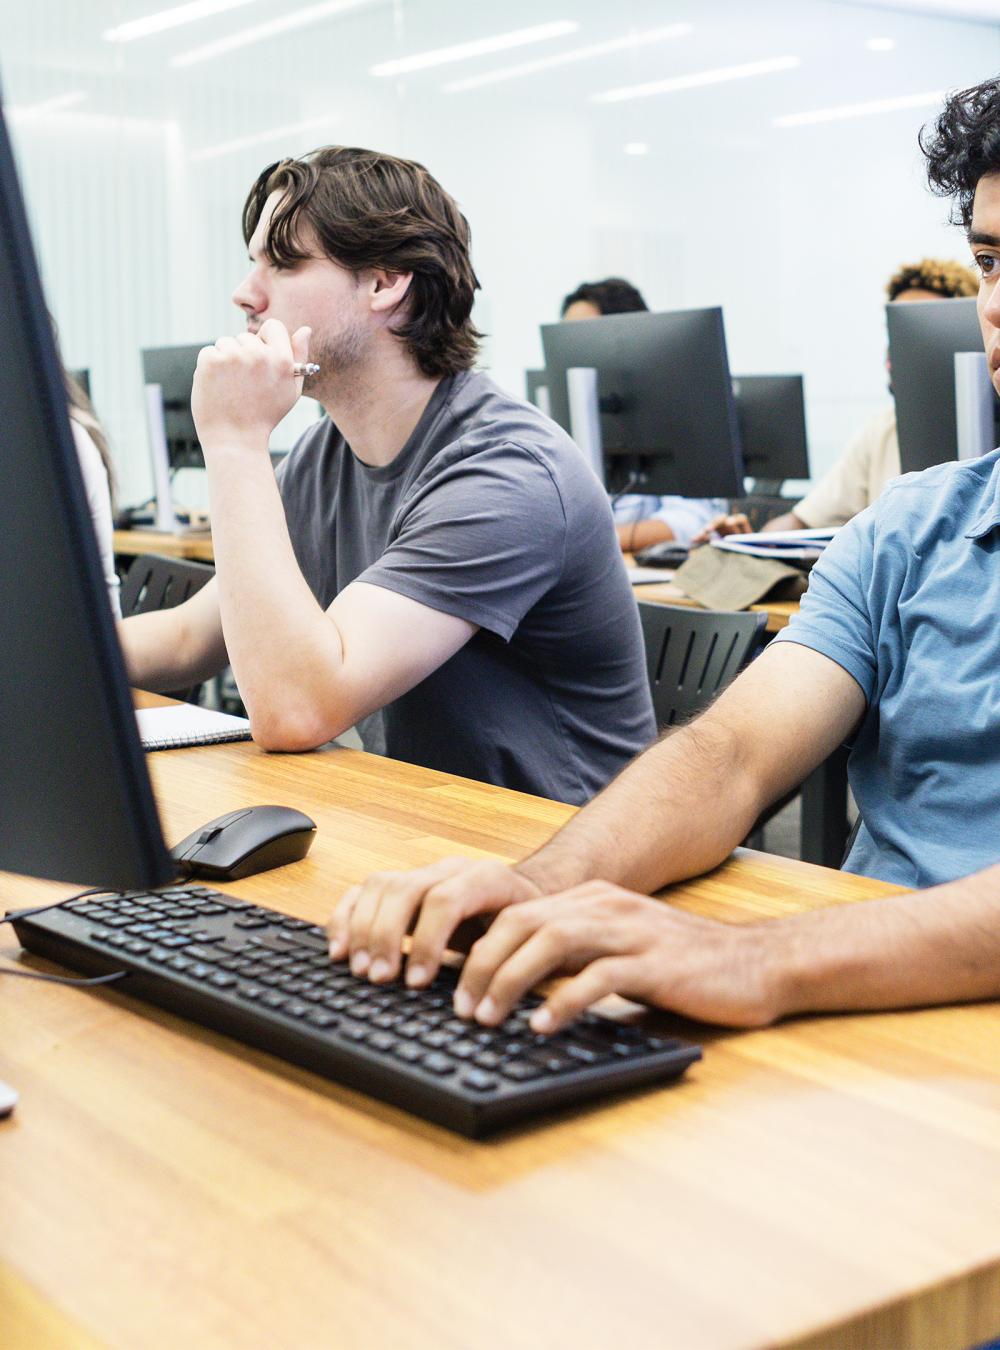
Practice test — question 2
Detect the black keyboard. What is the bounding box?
[10,886,701,1137]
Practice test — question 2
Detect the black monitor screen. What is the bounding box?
[67,367,91,399]
[888,297,990,474]
[732,374,809,485]
[0,101,172,889]
[540,308,744,498]
[142,343,204,470]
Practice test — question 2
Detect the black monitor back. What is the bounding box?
[888,297,985,474]
[142,343,204,470]
[0,101,173,890]
[732,374,809,485]
[540,308,744,498]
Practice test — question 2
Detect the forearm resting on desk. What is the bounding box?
[768,863,1000,1017]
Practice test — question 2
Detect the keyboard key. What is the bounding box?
[261,992,288,1010]
[366,1031,397,1054]
[461,1069,497,1092]
[421,1053,456,1076]
[184,945,221,964]
[187,963,214,981]
[500,1061,543,1082]
[306,1009,338,1030]
[208,972,237,990]
[392,1042,424,1064]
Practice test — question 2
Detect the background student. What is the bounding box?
[694,257,979,541]
[559,277,725,552]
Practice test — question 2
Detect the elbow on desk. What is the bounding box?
[248,700,352,753]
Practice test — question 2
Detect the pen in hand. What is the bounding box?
[292,362,320,377]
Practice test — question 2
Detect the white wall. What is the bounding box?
[4,0,999,501]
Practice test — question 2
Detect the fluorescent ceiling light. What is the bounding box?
[191,113,338,161]
[444,23,692,93]
[371,21,578,78]
[592,55,801,103]
[172,0,375,67]
[774,89,944,127]
[865,36,896,51]
[624,142,648,155]
[103,0,258,43]
[7,91,87,120]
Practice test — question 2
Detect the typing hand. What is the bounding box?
[690,512,753,546]
[327,857,541,988]
[192,319,311,454]
[451,882,785,1032]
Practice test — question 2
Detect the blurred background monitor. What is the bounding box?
[142,343,204,471]
[0,97,173,890]
[524,368,551,418]
[540,307,744,498]
[731,374,809,493]
[888,297,998,474]
[67,367,91,399]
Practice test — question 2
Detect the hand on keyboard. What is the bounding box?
[450,881,785,1033]
[326,856,541,990]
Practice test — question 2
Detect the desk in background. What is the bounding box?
[113,527,215,565]
[2,732,999,1349]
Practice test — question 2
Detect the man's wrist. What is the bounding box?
[514,849,589,899]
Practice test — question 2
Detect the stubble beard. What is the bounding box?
[305,318,370,402]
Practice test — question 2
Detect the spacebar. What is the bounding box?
[248,930,329,954]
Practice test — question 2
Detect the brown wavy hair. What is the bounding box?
[243,147,482,378]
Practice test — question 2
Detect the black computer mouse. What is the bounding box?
[170,805,317,881]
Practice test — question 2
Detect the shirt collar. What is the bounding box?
[964,457,1000,540]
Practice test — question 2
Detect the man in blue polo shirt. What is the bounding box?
[327,77,1000,1031]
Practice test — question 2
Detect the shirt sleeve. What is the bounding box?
[771,506,877,703]
[356,442,569,641]
[794,417,881,528]
[71,419,122,618]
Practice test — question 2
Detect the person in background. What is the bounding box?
[119,147,655,802]
[64,367,121,616]
[560,278,725,552]
[694,257,979,541]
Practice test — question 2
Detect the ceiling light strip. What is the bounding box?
[444,23,693,93]
[172,0,376,67]
[592,55,801,104]
[371,21,579,78]
[104,0,258,43]
[191,113,338,161]
[774,89,944,127]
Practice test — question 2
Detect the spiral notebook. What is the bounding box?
[136,705,252,751]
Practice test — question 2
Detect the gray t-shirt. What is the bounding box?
[276,369,655,804]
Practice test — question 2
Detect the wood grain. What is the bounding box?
[113,528,215,564]
[2,734,998,1350]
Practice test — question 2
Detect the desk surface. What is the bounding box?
[629,571,799,634]
[2,737,999,1350]
[113,527,215,564]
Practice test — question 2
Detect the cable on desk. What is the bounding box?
[1,887,129,987]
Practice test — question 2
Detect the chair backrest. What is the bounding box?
[121,553,215,618]
[638,601,767,728]
[120,554,216,704]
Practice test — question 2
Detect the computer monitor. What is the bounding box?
[731,374,809,492]
[524,368,551,418]
[0,98,173,891]
[142,344,204,470]
[540,308,745,498]
[887,297,998,473]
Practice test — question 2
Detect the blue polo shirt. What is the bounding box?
[773,449,1000,888]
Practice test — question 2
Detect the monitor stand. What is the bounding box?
[144,382,184,533]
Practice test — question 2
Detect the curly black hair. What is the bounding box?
[561,277,648,316]
[920,77,1000,229]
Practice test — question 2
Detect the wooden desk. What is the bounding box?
[113,527,215,564]
[2,739,999,1349]
[632,575,798,634]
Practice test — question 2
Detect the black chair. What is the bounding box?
[637,601,767,728]
[120,554,215,704]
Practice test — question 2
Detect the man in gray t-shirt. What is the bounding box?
[278,368,654,802]
[119,145,653,802]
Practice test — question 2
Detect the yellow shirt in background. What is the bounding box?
[795,406,900,528]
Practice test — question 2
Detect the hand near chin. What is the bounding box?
[192,319,312,454]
